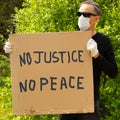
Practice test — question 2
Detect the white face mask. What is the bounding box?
[78,15,90,31]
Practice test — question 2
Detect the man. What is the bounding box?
[58,0,118,120]
[4,0,118,120]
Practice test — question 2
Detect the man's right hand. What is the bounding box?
[4,41,12,54]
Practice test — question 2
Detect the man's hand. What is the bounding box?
[4,41,12,54]
[87,38,99,58]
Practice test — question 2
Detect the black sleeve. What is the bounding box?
[93,37,118,78]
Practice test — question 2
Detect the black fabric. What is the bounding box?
[58,32,118,120]
[92,32,118,101]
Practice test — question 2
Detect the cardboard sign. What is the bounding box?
[9,31,94,115]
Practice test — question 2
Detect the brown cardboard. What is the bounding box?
[9,31,94,115]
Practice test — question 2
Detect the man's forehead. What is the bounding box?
[79,4,94,12]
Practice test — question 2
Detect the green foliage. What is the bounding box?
[0,55,10,77]
[99,74,120,120]
[0,0,24,55]
[0,0,120,119]
[15,0,81,33]
[0,55,12,120]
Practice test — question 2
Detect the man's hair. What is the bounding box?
[80,0,102,16]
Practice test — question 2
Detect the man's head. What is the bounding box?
[78,0,102,31]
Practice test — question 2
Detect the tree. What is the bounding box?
[0,0,24,55]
